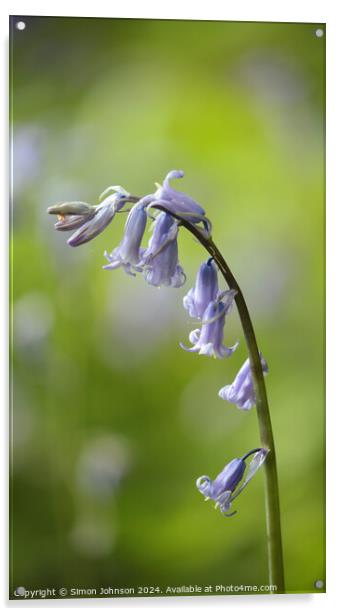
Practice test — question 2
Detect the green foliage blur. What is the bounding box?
[10,17,325,596]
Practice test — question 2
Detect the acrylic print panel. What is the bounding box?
[10,16,325,600]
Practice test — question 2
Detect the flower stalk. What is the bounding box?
[152,204,285,593]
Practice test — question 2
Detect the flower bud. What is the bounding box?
[47,201,94,216]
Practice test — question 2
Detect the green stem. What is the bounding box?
[154,208,285,592]
[198,234,285,594]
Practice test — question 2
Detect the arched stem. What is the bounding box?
[153,205,285,593]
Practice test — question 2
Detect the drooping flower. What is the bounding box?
[150,170,211,232]
[183,258,219,319]
[141,212,186,287]
[47,189,130,247]
[180,291,238,358]
[103,198,148,276]
[219,355,268,411]
[67,197,119,247]
[196,448,268,516]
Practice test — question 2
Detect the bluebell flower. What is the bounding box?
[219,355,268,410]
[48,190,130,247]
[103,199,148,276]
[183,258,219,319]
[150,170,211,231]
[196,448,268,516]
[67,196,120,247]
[180,291,238,358]
[141,212,186,287]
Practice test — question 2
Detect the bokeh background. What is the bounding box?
[10,17,325,596]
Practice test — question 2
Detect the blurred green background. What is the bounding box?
[10,17,325,596]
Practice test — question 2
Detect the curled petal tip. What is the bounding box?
[179,341,195,353]
[166,170,184,181]
[99,185,129,201]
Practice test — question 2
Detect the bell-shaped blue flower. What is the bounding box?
[183,258,219,319]
[196,448,268,516]
[48,190,130,247]
[103,199,148,276]
[150,170,211,232]
[67,196,120,247]
[219,355,268,410]
[180,291,238,358]
[141,212,186,287]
